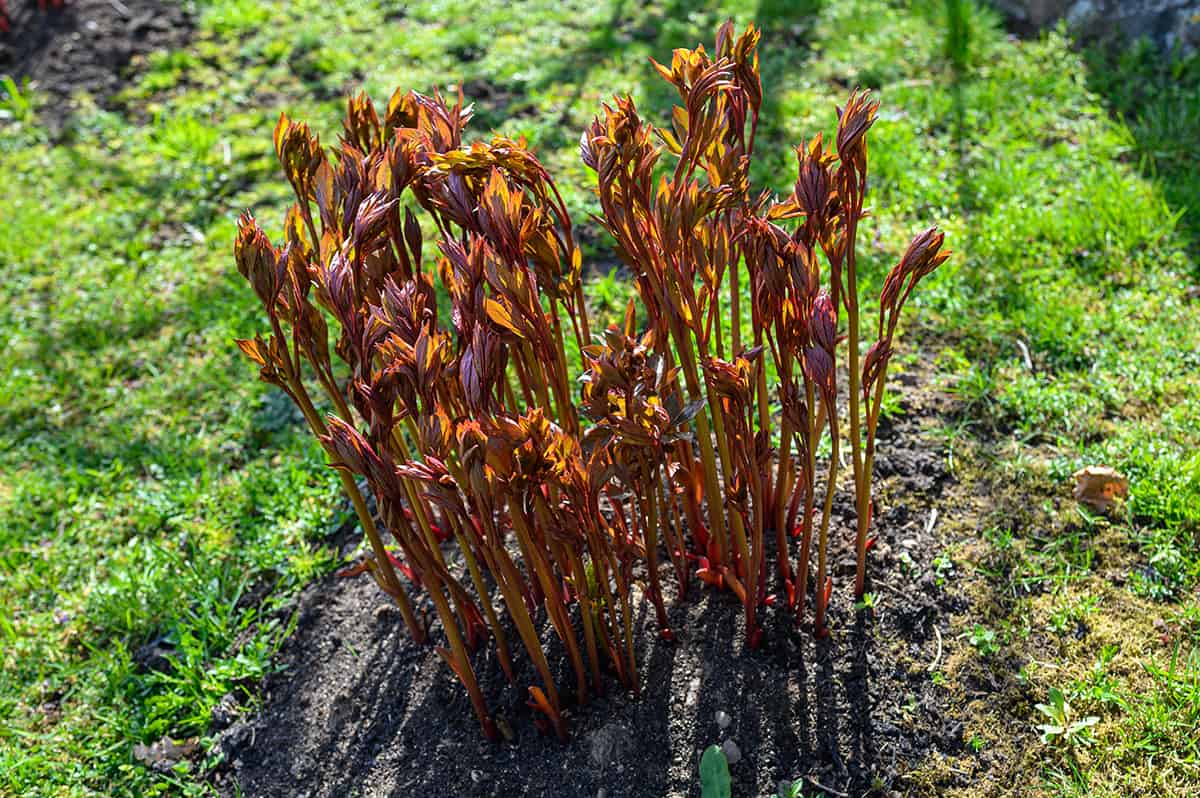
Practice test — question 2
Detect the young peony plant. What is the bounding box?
[235,20,948,739]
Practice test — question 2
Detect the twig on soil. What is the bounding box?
[923,507,939,537]
[108,0,132,16]
[926,624,943,672]
[803,775,848,797]
[1014,337,1033,371]
[873,579,908,604]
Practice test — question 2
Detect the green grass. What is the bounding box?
[0,0,1198,795]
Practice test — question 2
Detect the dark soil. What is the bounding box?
[0,0,191,124]
[209,375,985,798]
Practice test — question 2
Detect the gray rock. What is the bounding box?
[373,603,401,623]
[588,722,633,767]
[715,710,732,729]
[994,0,1200,54]
[721,739,742,766]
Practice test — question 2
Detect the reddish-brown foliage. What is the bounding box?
[235,21,948,739]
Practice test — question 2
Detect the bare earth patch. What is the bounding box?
[0,0,190,124]
[207,376,1002,798]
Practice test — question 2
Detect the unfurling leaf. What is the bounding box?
[699,745,732,798]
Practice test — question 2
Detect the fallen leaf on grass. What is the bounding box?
[1072,466,1128,512]
[133,737,199,772]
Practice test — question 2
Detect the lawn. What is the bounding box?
[0,0,1197,796]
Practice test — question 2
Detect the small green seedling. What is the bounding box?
[774,779,803,798]
[700,745,731,798]
[0,75,33,124]
[932,551,955,586]
[967,624,1000,657]
[853,592,878,611]
[1071,645,1124,710]
[1035,687,1099,748]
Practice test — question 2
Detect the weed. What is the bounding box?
[1048,594,1099,636]
[932,551,955,587]
[967,624,999,658]
[1035,687,1099,749]
[1069,644,1124,712]
[774,778,804,798]
[0,76,33,125]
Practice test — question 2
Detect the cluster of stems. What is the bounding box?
[237,88,640,741]
[581,23,949,639]
[235,21,948,739]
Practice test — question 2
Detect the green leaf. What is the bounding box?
[700,745,731,798]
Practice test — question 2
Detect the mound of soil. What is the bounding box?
[210,384,977,798]
[0,0,191,123]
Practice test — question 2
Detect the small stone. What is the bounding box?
[133,736,200,773]
[721,739,741,766]
[588,722,633,767]
[715,710,732,729]
[598,790,608,798]
[470,770,483,783]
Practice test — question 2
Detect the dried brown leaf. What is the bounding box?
[1072,466,1129,512]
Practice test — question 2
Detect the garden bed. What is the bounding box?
[210,375,984,798]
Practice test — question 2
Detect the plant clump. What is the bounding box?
[234,21,948,739]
